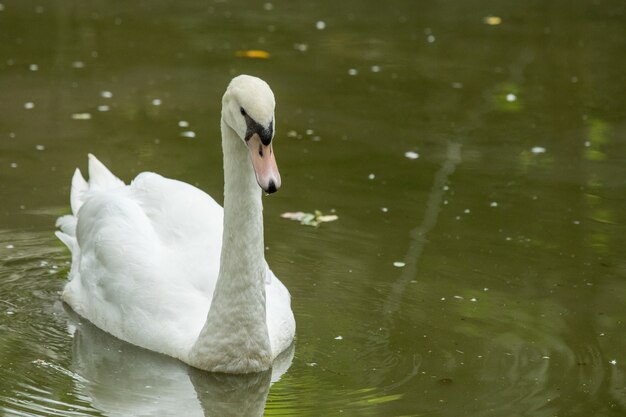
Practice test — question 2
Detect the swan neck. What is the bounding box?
[189,120,271,373]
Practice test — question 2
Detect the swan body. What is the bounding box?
[55,75,295,373]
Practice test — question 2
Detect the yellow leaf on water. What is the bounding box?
[235,50,270,59]
[483,16,502,25]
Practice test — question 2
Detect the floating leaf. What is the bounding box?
[483,16,502,25]
[235,50,270,59]
[281,210,338,227]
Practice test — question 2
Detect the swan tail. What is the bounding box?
[87,153,125,191]
[70,168,88,215]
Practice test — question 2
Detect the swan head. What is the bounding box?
[222,75,281,194]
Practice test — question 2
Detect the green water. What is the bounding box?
[1,0,626,416]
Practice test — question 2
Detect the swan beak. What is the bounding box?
[247,133,281,194]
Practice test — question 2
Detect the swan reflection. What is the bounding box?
[65,307,293,417]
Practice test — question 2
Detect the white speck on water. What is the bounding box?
[584,140,591,147]
[178,120,189,128]
[404,151,419,159]
[10,163,17,168]
[29,64,39,71]
[181,131,196,138]
[6,310,15,315]
[71,113,92,120]
[72,61,85,69]
[470,297,477,302]
[609,359,617,365]
[453,295,463,300]
[287,130,298,138]
[0,4,4,11]
[427,35,436,43]
[312,136,321,142]
[151,98,162,106]
[316,20,326,30]
[451,82,463,89]
[24,102,35,110]
[484,287,489,291]
[371,65,381,73]
[381,207,388,213]
[97,105,110,112]
[6,244,14,249]
[490,201,498,207]
[531,146,546,154]
[443,200,448,205]
[600,333,605,336]
[263,2,273,11]
[505,236,512,241]
[307,362,318,367]
[35,145,45,151]
[393,261,406,268]
[305,129,314,135]
[348,68,358,76]
[294,43,308,52]
[573,220,580,225]
[443,185,449,191]
[542,356,550,359]
[334,335,343,340]
[464,209,471,214]
[440,297,446,301]
[100,91,113,98]
[506,93,517,102]
[368,173,375,180]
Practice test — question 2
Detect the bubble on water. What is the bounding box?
[490,201,498,207]
[24,102,35,109]
[72,61,85,69]
[464,209,471,214]
[181,131,196,138]
[178,120,189,128]
[35,145,45,151]
[381,207,388,213]
[100,91,113,98]
[371,65,381,73]
[294,43,308,52]
[368,173,375,180]
[470,297,477,302]
[427,35,436,43]
[316,21,326,30]
[29,64,39,71]
[97,105,110,112]
[404,151,419,159]
[584,140,591,147]
[531,146,546,154]
[506,93,517,102]
[393,261,405,268]
[348,68,358,76]
[151,98,162,106]
[305,129,314,135]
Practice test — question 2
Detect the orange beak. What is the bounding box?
[246,133,281,194]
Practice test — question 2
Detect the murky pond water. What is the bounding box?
[1,0,626,416]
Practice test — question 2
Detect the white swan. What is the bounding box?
[55,75,295,374]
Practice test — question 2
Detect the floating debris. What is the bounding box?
[178,120,189,128]
[531,146,546,154]
[452,82,463,89]
[97,105,110,112]
[29,64,39,71]
[506,93,517,102]
[381,207,388,213]
[72,61,85,69]
[5,244,14,249]
[280,210,338,227]
[427,35,436,43]
[334,335,343,340]
[10,163,17,168]
[24,102,35,110]
[484,16,502,25]
[490,201,498,207]
[151,98,162,106]
[316,20,326,30]
[100,91,113,99]
[35,145,45,151]
[294,43,308,52]
[348,68,358,76]
[235,50,270,59]
[393,261,405,268]
[404,151,419,160]
[71,113,92,120]
[371,65,381,73]
[180,131,196,138]
[368,173,375,180]
[609,359,617,365]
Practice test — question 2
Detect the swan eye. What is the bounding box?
[240,107,247,116]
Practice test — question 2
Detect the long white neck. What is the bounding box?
[188,119,272,373]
